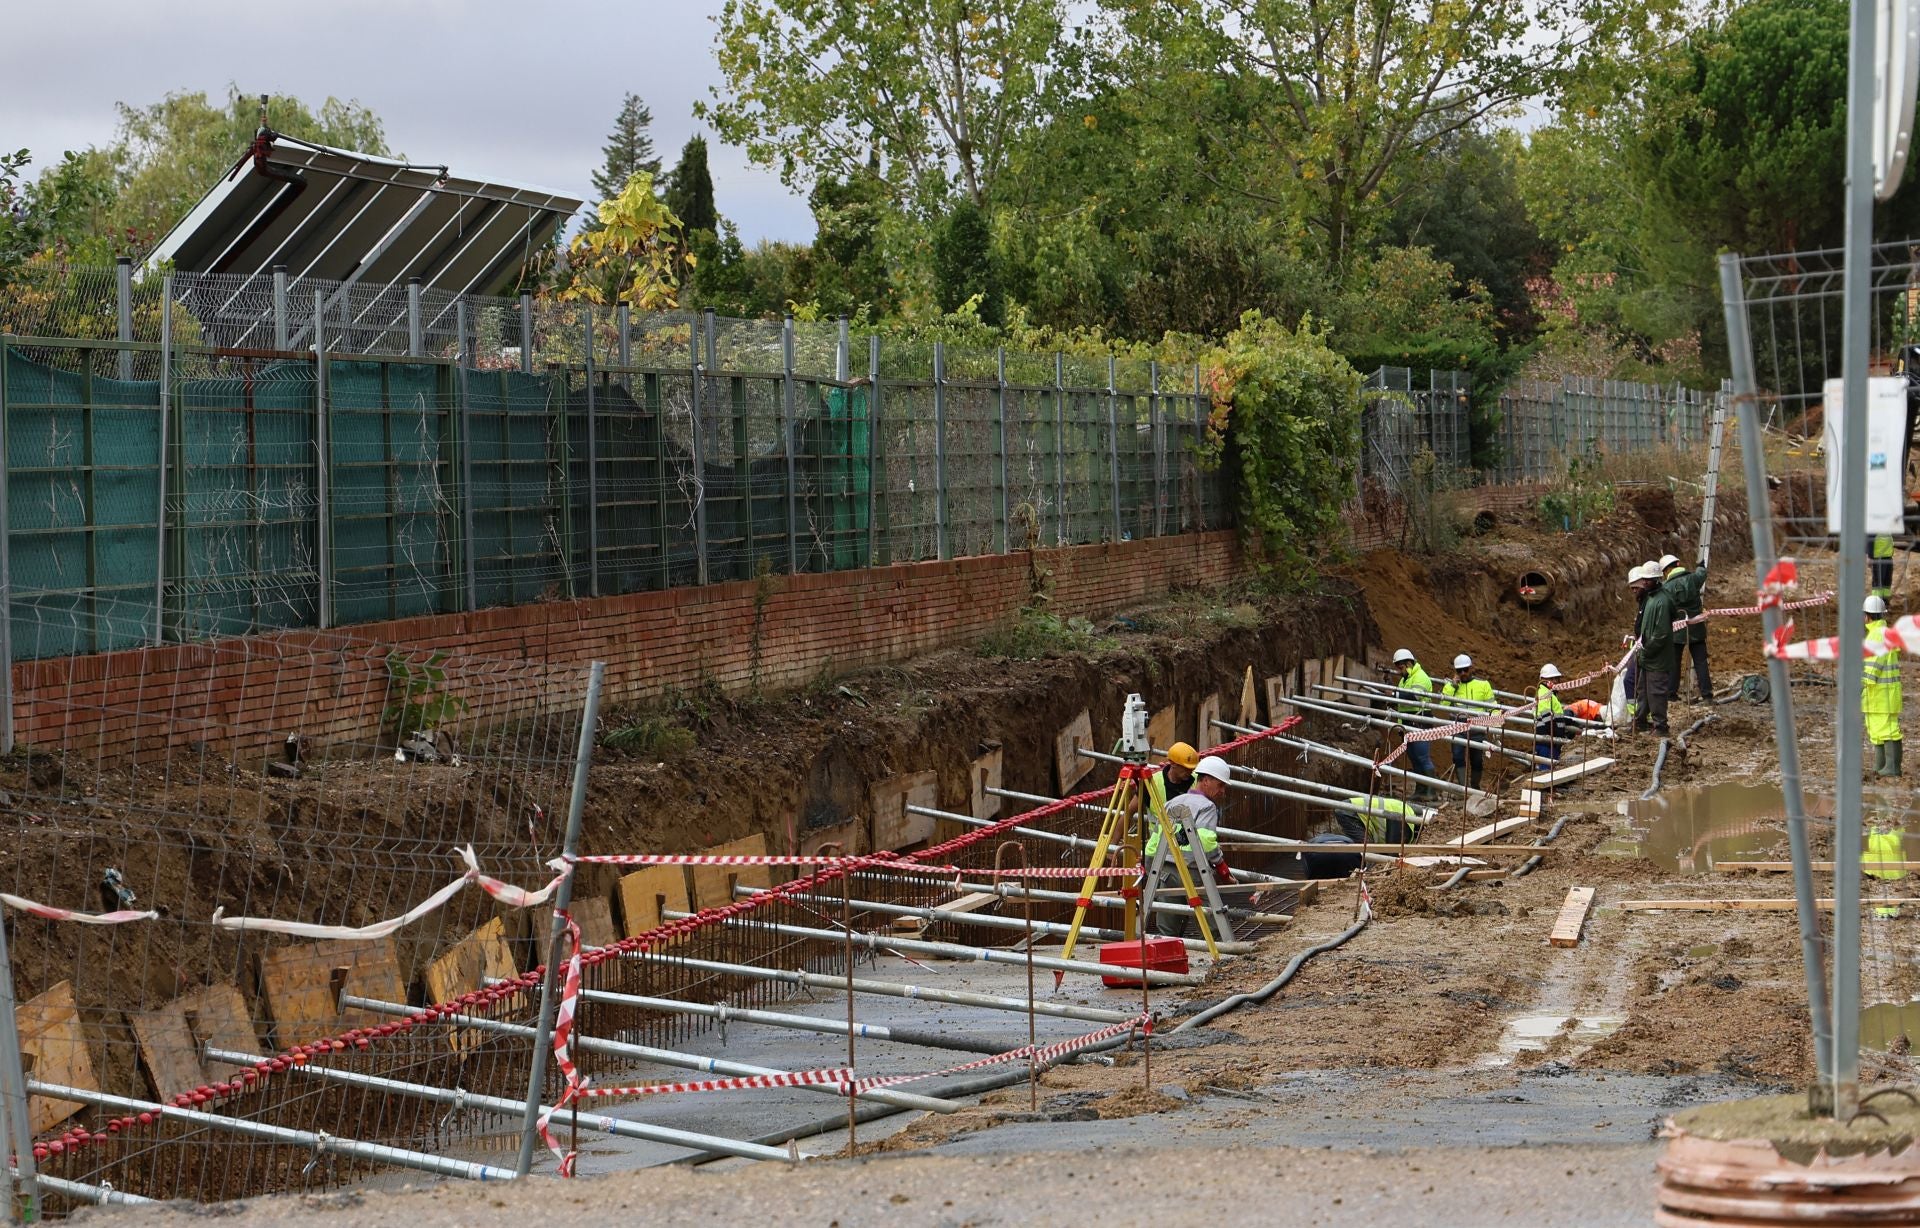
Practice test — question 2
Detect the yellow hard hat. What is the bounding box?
[1166,742,1200,770]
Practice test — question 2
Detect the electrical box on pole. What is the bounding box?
[1825,375,1910,533]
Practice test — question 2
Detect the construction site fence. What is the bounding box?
[1486,377,1724,486]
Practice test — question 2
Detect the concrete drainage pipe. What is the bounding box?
[1516,569,1553,607]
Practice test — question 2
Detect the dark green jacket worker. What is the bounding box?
[1639,583,1682,675]
[1662,563,1707,645]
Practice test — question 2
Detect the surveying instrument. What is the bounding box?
[1057,695,1234,979]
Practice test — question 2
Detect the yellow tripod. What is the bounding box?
[1058,762,1224,976]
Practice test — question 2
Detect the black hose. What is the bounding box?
[1512,812,1573,879]
[1171,897,1373,1032]
[1641,740,1671,800]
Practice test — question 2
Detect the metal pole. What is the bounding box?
[842,864,856,1155]
[1054,352,1068,545]
[996,346,1010,553]
[312,290,331,630]
[933,341,949,559]
[1831,0,1875,1115]
[514,661,604,1175]
[836,317,850,381]
[0,895,40,1222]
[272,265,289,352]
[1212,718,1488,801]
[616,303,632,370]
[783,315,801,574]
[1699,392,1727,567]
[1107,355,1123,542]
[115,257,133,383]
[582,306,600,597]
[519,292,533,373]
[1194,364,1206,527]
[691,314,711,586]
[153,276,172,646]
[456,299,478,611]
[0,341,12,755]
[867,334,882,565]
[704,308,718,370]
[1150,361,1163,539]
[407,278,423,357]
[1718,252,1835,1110]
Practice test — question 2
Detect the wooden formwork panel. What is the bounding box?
[969,745,1005,820]
[691,835,776,909]
[1056,710,1094,791]
[870,774,939,853]
[260,938,407,1049]
[619,866,692,935]
[131,982,261,1100]
[18,981,97,1134]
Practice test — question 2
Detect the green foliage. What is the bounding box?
[1537,455,1616,530]
[1196,312,1363,572]
[601,714,697,760]
[978,608,1111,659]
[383,652,468,743]
[933,199,1002,325]
[554,173,688,309]
[663,136,717,236]
[592,93,661,207]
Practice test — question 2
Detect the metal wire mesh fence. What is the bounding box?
[1487,377,1722,486]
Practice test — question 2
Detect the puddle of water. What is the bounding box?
[1863,1000,1920,1052]
[1617,782,1840,874]
[1487,1013,1625,1063]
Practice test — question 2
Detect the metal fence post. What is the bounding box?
[153,276,173,647]
[519,292,534,373]
[0,342,12,755]
[995,347,1010,553]
[867,334,883,566]
[515,659,607,1177]
[1149,361,1163,539]
[456,299,479,611]
[836,317,850,382]
[272,265,289,352]
[691,314,710,586]
[703,308,718,371]
[313,291,332,630]
[1106,356,1123,542]
[115,257,134,383]
[933,341,949,560]
[583,306,600,597]
[407,278,424,357]
[616,303,631,369]
[1054,352,1068,545]
[1193,364,1206,529]
[0,902,40,1223]
[782,315,800,574]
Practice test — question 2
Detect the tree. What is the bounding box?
[1115,0,1680,265]
[554,173,688,309]
[809,173,896,317]
[702,0,1068,213]
[663,136,717,236]
[591,94,661,204]
[932,198,1001,324]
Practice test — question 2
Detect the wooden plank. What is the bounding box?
[1237,667,1258,726]
[1264,676,1289,726]
[1056,710,1094,791]
[1196,694,1222,746]
[572,896,619,949]
[1717,861,1920,872]
[131,982,261,1100]
[17,981,96,1134]
[260,938,406,1049]
[1146,707,1175,757]
[691,835,776,908]
[937,891,1000,915]
[1217,841,1551,856]
[1619,898,1920,911]
[1523,757,1616,789]
[870,774,938,853]
[424,917,518,1006]
[1453,815,1538,846]
[619,865,691,935]
[969,745,1005,819]
[1550,887,1596,947]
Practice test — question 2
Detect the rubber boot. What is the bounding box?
[1873,741,1888,776]
[1468,762,1483,790]
[1892,740,1905,778]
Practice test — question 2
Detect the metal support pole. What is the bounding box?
[1718,251,1835,1110]
[272,265,289,352]
[0,894,40,1222]
[782,315,801,574]
[1149,361,1163,539]
[1054,352,1068,545]
[456,299,478,611]
[1194,365,1206,527]
[514,660,605,1176]
[691,315,711,586]
[704,308,718,371]
[153,276,173,647]
[616,303,632,369]
[996,347,1010,553]
[0,342,12,755]
[1831,0,1875,1115]
[519,292,534,373]
[836,316,850,382]
[312,290,332,630]
[115,257,133,383]
[407,278,423,357]
[1699,392,1727,567]
[1212,718,1488,801]
[866,334,882,565]
[933,341,949,559]
[1107,355,1123,541]
[582,307,599,597]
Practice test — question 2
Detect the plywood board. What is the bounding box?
[17,981,96,1134]
[131,982,261,1100]
[1056,710,1094,791]
[572,896,618,950]
[1195,694,1222,748]
[969,745,1005,819]
[1296,660,1323,710]
[260,938,407,1049]
[1550,887,1596,947]
[1523,758,1616,789]
[871,774,939,853]
[691,835,776,908]
[1147,707,1176,756]
[1455,815,1538,846]
[1618,898,1913,911]
[1265,677,1289,727]
[425,917,518,1006]
[799,818,865,858]
[619,866,692,935]
[1237,667,1258,727]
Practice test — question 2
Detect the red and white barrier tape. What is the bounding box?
[212,845,569,939]
[0,893,156,925]
[1769,612,1920,661]
[842,1014,1150,1096]
[570,853,929,868]
[539,911,587,1176]
[570,1066,859,1100]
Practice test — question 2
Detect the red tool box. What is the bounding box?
[1097,936,1190,987]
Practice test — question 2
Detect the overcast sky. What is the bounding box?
[0,0,818,244]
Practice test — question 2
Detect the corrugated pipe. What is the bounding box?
[1171,895,1373,1031]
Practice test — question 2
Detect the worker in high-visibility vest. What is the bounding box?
[1865,594,1904,778]
[1872,535,1896,601]
[1161,741,1199,798]
[1534,663,1574,763]
[1389,648,1438,791]
[1146,755,1231,937]
[1337,793,1424,845]
[1865,822,1906,919]
[1444,654,1496,789]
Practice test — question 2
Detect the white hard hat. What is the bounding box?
[1539,663,1562,680]
[1193,755,1232,783]
[1658,554,1679,570]
[1392,648,1415,664]
[1866,594,1888,615]
[1627,565,1647,585]
[1452,654,1473,670]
